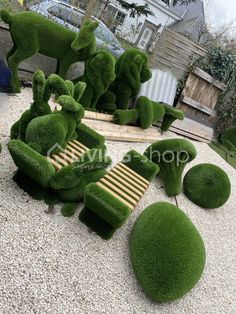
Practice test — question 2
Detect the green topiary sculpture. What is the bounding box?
[161,103,185,132]
[73,51,116,109]
[25,93,85,155]
[10,70,76,142]
[144,139,197,196]
[183,163,231,209]
[0,10,98,92]
[98,48,152,111]
[130,202,206,303]
[220,126,236,151]
[114,96,165,129]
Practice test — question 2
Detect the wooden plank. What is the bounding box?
[69,141,86,154]
[115,165,148,189]
[58,152,75,164]
[96,182,134,210]
[82,119,161,143]
[106,172,144,197]
[165,28,207,53]
[84,111,114,122]
[51,154,69,167]
[72,139,88,151]
[111,168,145,193]
[194,67,226,91]
[101,176,141,201]
[119,163,149,185]
[100,178,139,204]
[181,95,217,116]
[66,144,84,157]
[47,157,63,171]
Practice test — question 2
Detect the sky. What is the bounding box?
[203,0,236,27]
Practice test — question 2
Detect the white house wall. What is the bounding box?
[139,68,178,106]
[109,0,178,43]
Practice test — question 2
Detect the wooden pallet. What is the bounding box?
[83,111,214,143]
[47,140,89,171]
[96,162,150,210]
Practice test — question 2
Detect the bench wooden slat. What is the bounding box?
[115,165,148,189]
[96,182,134,210]
[103,174,141,200]
[68,141,86,154]
[100,178,139,204]
[47,157,63,171]
[106,171,144,197]
[58,152,75,164]
[72,140,88,151]
[66,144,84,158]
[119,163,149,185]
[47,140,89,171]
[52,154,69,167]
[110,168,146,193]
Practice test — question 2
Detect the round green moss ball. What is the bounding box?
[183,163,231,209]
[130,202,206,303]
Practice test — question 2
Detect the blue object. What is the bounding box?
[0,59,11,92]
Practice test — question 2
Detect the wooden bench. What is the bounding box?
[96,162,150,210]
[47,139,89,171]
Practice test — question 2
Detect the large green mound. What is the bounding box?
[130,202,206,303]
[183,163,231,209]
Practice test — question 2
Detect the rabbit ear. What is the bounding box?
[89,21,99,31]
[74,81,86,102]
[58,95,80,112]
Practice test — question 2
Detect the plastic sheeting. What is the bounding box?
[139,68,178,106]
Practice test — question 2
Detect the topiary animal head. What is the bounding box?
[85,50,116,88]
[144,139,197,196]
[71,20,98,52]
[58,95,85,124]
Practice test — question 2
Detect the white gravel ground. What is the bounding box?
[0,88,235,314]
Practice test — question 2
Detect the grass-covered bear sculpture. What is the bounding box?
[97,48,152,111]
[114,96,165,129]
[73,51,116,109]
[0,10,98,93]
[114,97,184,130]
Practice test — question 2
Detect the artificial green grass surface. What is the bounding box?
[209,142,236,169]
[144,139,197,196]
[84,183,131,228]
[161,104,185,132]
[8,139,56,188]
[61,203,78,217]
[122,150,159,181]
[1,10,98,92]
[183,163,231,209]
[130,202,206,303]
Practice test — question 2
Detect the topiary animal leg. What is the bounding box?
[115,81,132,110]
[6,45,17,64]
[8,48,36,93]
[58,58,72,79]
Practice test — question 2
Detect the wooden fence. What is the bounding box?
[176,67,225,127]
[150,28,207,78]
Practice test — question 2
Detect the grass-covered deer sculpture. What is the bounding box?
[0,10,98,93]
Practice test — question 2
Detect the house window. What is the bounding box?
[115,11,126,26]
[107,5,126,27]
